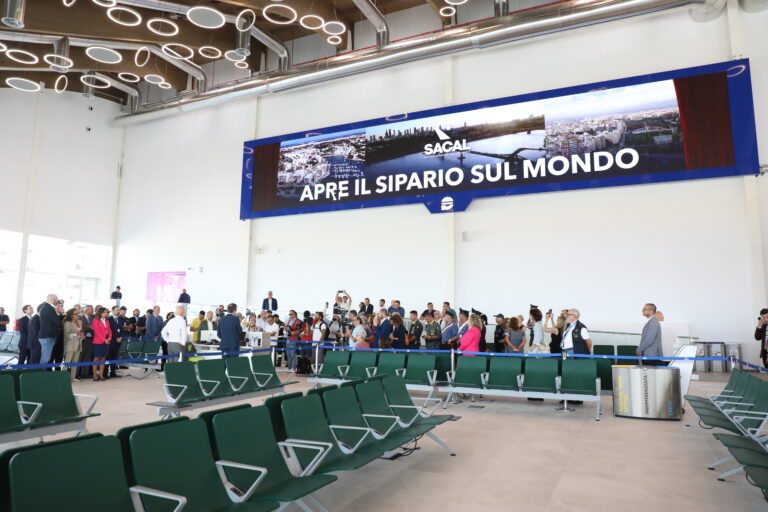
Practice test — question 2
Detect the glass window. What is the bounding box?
[0,229,22,320]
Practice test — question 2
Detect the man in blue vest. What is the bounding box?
[217,303,243,359]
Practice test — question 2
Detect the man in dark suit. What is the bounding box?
[28,312,41,364]
[105,306,123,378]
[38,294,62,365]
[78,305,95,379]
[755,308,768,368]
[17,305,33,365]
[262,291,278,312]
[217,303,243,359]
[362,298,374,315]
[177,289,191,304]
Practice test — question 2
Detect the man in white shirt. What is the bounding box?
[255,310,269,331]
[560,308,593,355]
[263,315,279,343]
[161,306,188,363]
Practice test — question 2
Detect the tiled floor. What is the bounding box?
[61,370,766,511]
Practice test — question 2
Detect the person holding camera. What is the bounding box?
[755,308,768,367]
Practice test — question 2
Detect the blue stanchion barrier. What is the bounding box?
[735,359,768,372]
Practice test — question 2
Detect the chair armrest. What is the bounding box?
[163,383,187,404]
[409,397,443,417]
[446,371,456,384]
[328,425,371,454]
[426,369,437,386]
[480,372,489,387]
[144,351,160,359]
[17,401,42,424]
[215,460,268,503]
[717,400,754,406]
[517,374,524,387]
[338,365,350,377]
[388,405,419,427]
[130,485,187,512]
[555,375,561,393]
[226,375,248,392]
[198,379,221,397]
[278,439,333,477]
[127,351,141,359]
[74,394,98,414]
[395,368,406,378]
[365,367,377,378]
[361,413,399,438]
[252,372,274,388]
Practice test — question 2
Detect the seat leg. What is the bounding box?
[425,431,456,456]
[708,455,734,470]
[718,465,744,481]
[295,498,314,512]
[555,399,575,412]
[443,392,452,409]
[306,494,331,512]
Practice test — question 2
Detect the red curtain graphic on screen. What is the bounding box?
[250,142,280,212]
[673,72,735,170]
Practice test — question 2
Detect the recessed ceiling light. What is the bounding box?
[186,6,225,29]
[224,49,246,62]
[134,47,150,67]
[323,21,346,35]
[147,17,179,36]
[80,74,111,89]
[234,60,248,69]
[327,35,342,45]
[92,0,117,6]
[43,53,74,69]
[5,77,40,92]
[445,0,468,4]
[106,6,142,26]
[5,49,39,65]
[144,73,164,84]
[299,14,324,30]
[158,82,172,89]
[235,8,256,31]
[63,0,77,6]
[439,6,456,16]
[85,46,123,64]
[161,42,194,60]
[54,74,68,93]
[198,46,221,59]
[117,72,140,83]
[262,4,297,25]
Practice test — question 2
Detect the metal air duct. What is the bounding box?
[352,0,390,47]
[49,37,71,73]
[494,0,511,17]
[2,0,26,29]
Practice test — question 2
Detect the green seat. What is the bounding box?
[264,392,303,442]
[0,375,31,433]
[434,354,452,382]
[116,417,188,483]
[281,394,381,474]
[685,370,745,405]
[212,406,337,503]
[129,418,280,511]
[0,433,102,511]
[520,359,558,393]
[714,433,768,452]
[323,386,413,453]
[375,352,406,377]
[19,371,99,424]
[251,355,295,389]
[307,385,337,398]
[592,345,615,390]
[198,405,251,447]
[117,339,130,360]
[744,465,768,499]
[9,436,137,512]
[617,345,639,366]
[401,354,436,385]
[125,340,145,359]
[225,356,263,393]
[141,340,163,359]
[197,359,238,398]
[690,377,762,420]
[449,356,487,387]
[355,379,433,439]
[339,379,364,388]
[3,369,44,400]
[559,360,598,395]
[163,361,209,404]
[314,351,349,379]
[486,357,521,390]
[342,351,378,380]
[381,376,454,426]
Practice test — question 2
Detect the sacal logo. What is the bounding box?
[423,127,470,156]
[440,196,454,211]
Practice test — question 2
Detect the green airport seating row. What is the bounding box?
[0,370,98,443]
[118,340,163,379]
[2,375,455,511]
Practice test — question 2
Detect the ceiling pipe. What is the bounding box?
[115,0,705,125]
[0,30,207,92]
[1,0,26,29]
[115,0,291,69]
[49,37,71,73]
[81,71,95,98]
[494,0,511,17]
[92,71,139,113]
[235,27,251,58]
[352,0,390,47]
[739,0,768,10]
[688,0,725,19]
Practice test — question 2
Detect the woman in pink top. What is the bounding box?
[458,314,483,355]
[91,306,112,381]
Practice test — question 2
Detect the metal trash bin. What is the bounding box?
[612,365,681,420]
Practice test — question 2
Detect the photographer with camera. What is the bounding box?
[755,308,768,367]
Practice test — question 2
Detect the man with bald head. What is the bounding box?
[38,294,62,365]
[560,308,593,355]
[161,305,189,363]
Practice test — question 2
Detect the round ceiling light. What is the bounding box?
[63,0,77,6]
[234,60,248,69]
[106,6,142,26]
[92,0,117,6]
[445,0,468,4]
[54,74,68,93]
[235,8,256,31]
[186,6,225,29]
[262,4,297,25]
[144,73,164,84]
[198,46,221,59]
[117,72,140,83]
[323,21,346,35]
[5,77,41,92]
[0,42,6,52]
[85,45,123,64]
[327,35,342,45]
[43,53,74,69]
[5,49,39,65]
[224,49,246,62]
[134,46,150,67]
[80,74,111,89]
[147,17,179,36]
[299,14,324,30]
[158,82,172,90]
[439,6,456,16]
[161,42,194,60]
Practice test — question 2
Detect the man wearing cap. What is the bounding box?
[493,314,506,353]
[423,311,441,350]
[407,310,423,349]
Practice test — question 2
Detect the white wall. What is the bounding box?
[112,7,768,362]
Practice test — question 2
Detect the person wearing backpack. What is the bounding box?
[311,312,328,365]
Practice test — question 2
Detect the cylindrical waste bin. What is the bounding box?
[612,365,681,420]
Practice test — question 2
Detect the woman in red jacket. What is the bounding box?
[458,314,483,356]
[91,306,112,381]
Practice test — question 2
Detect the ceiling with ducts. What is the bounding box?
[0,0,471,109]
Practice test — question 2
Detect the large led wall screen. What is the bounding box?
[241,59,759,217]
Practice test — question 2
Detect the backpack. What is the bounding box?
[296,355,312,375]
